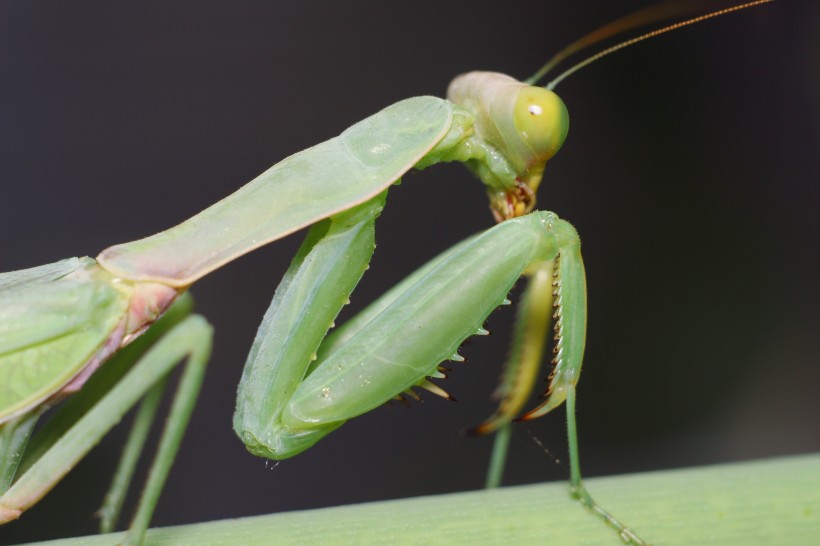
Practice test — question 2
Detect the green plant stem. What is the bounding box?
[18,453,820,546]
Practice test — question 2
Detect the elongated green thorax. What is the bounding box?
[445,72,569,220]
[97,98,453,287]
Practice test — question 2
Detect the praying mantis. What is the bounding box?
[3,0,812,540]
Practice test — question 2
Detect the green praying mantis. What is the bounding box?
[0,1,778,545]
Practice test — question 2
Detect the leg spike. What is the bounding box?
[403,388,422,402]
[418,379,455,401]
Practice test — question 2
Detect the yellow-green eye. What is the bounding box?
[513,87,569,161]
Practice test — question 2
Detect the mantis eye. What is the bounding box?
[513,87,569,162]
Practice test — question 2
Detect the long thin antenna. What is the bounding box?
[530,0,773,91]
[525,0,709,85]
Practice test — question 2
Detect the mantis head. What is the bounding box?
[449,0,772,222]
[447,72,569,221]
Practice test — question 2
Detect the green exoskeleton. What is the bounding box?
[0,2,771,545]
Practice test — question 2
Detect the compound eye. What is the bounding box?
[513,87,569,161]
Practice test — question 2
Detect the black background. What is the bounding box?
[1,1,817,543]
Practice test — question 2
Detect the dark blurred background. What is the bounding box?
[1,1,816,543]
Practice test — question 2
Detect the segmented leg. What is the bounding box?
[566,388,648,545]
[99,377,167,533]
[478,223,647,544]
[475,260,556,488]
[0,413,39,501]
[233,208,648,544]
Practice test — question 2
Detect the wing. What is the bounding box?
[0,258,82,290]
[0,262,129,423]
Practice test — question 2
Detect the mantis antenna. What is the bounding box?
[524,0,774,90]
